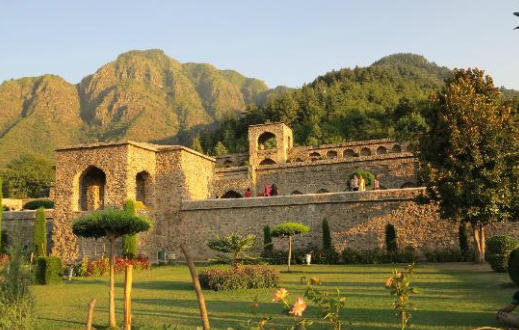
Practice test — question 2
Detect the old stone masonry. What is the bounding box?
[46,122,515,261]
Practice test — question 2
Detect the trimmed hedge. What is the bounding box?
[425,248,466,262]
[487,235,519,272]
[35,256,62,285]
[23,199,54,210]
[341,246,418,264]
[508,248,519,285]
[199,265,279,291]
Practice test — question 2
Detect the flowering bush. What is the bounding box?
[74,257,151,277]
[385,264,421,330]
[0,254,11,266]
[199,265,279,291]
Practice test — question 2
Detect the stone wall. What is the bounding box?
[1,210,54,252]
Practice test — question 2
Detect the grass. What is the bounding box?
[31,263,514,330]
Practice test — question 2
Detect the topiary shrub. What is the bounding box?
[508,248,519,285]
[35,256,62,285]
[322,219,332,250]
[262,225,273,257]
[199,265,279,291]
[348,168,376,189]
[271,222,311,271]
[425,248,465,262]
[23,198,54,210]
[122,200,139,259]
[487,235,519,272]
[33,207,47,257]
[385,223,398,254]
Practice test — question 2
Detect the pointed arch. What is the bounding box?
[392,144,402,153]
[360,147,372,156]
[259,158,276,166]
[79,166,106,211]
[343,149,356,157]
[326,150,338,159]
[221,190,243,199]
[257,132,277,150]
[376,146,388,155]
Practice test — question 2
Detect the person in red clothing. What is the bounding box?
[264,184,270,197]
[244,188,252,198]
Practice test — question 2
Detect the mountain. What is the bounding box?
[0,49,268,167]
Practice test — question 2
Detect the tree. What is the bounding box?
[263,225,273,256]
[121,200,138,259]
[72,208,151,329]
[1,154,54,198]
[33,208,47,257]
[385,223,398,254]
[0,177,2,254]
[207,233,256,270]
[271,222,310,271]
[418,68,519,263]
[191,135,204,154]
[213,141,229,156]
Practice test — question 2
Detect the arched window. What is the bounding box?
[343,149,356,157]
[295,157,304,162]
[257,132,277,150]
[327,150,338,159]
[224,159,234,167]
[392,145,402,153]
[360,147,371,156]
[400,182,416,189]
[259,158,276,166]
[376,146,387,155]
[309,152,321,161]
[221,190,242,198]
[79,166,106,211]
[317,189,329,194]
[136,171,153,207]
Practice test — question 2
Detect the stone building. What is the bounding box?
[44,122,502,261]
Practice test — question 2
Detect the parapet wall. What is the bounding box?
[180,188,519,260]
[1,210,54,251]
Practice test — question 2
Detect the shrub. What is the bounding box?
[486,235,519,272]
[271,222,311,271]
[33,208,47,257]
[84,257,151,277]
[35,256,62,285]
[122,235,138,259]
[424,248,465,262]
[385,223,398,254]
[207,233,256,270]
[0,231,8,254]
[199,265,279,291]
[262,225,273,257]
[0,254,11,266]
[341,247,416,264]
[508,248,519,285]
[322,219,332,250]
[23,199,54,210]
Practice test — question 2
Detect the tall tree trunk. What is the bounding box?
[86,298,97,330]
[109,237,117,329]
[180,244,210,330]
[124,265,133,330]
[473,223,486,264]
[288,236,292,272]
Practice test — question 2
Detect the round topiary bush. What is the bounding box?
[348,168,375,189]
[23,199,54,210]
[487,235,519,272]
[508,248,519,285]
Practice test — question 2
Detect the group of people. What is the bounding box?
[349,174,380,191]
[244,184,279,198]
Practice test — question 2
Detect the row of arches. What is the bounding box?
[78,166,153,211]
[293,144,403,163]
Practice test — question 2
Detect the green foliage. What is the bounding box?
[341,247,418,265]
[418,68,519,262]
[424,248,468,263]
[23,199,54,210]
[385,223,398,253]
[213,141,229,156]
[508,248,519,285]
[33,208,47,257]
[348,169,375,189]
[207,233,256,269]
[322,219,332,250]
[191,135,204,153]
[72,208,151,240]
[271,222,310,238]
[0,231,8,255]
[458,224,470,260]
[122,200,138,259]
[199,265,279,291]
[262,225,273,255]
[35,257,62,285]
[385,265,421,330]
[1,154,54,198]
[0,239,34,329]
[304,280,347,330]
[486,235,519,272]
[0,176,2,254]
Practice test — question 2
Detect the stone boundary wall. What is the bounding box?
[1,210,54,252]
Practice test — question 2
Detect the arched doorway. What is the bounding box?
[257,132,277,150]
[221,190,243,199]
[79,166,106,211]
[136,171,153,207]
[376,146,387,155]
[259,158,276,166]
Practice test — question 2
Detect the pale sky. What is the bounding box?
[1,1,518,89]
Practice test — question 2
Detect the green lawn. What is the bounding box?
[32,263,514,330]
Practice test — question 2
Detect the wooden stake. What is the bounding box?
[180,244,210,330]
[86,298,96,330]
[124,265,134,330]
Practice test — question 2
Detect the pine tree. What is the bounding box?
[322,219,332,250]
[263,225,273,255]
[385,223,398,253]
[33,207,47,257]
[213,141,229,156]
[191,135,204,153]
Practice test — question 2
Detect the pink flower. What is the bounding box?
[289,297,307,317]
[272,288,289,302]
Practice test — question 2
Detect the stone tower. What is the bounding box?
[248,122,293,166]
